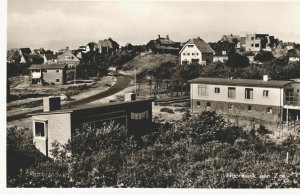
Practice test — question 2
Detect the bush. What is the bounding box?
[254,51,274,62]
[160,107,174,113]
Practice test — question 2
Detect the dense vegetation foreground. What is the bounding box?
[7,111,300,188]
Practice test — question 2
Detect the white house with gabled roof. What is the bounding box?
[179,37,214,65]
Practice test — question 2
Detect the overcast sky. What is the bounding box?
[7,0,300,51]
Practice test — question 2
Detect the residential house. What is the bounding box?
[29,96,153,157]
[189,75,300,123]
[179,37,214,65]
[285,42,296,51]
[288,49,300,62]
[7,49,26,63]
[209,41,235,63]
[245,33,279,52]
[98,38,119,54]
[220,34,241,49]
[57,47,80,68]
[29,63,67,85]
[146,35,181,54]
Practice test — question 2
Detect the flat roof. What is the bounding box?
[188,77,293,88]
[28,99,153,116]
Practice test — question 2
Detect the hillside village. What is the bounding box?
[6,32,300,188]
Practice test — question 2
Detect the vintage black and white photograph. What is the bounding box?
[2,0,300,192]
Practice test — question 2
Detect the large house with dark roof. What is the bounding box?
[29,63,67,85]
[179,37,214,65]
[97,38,119,54]
[189,75,300,123]
[220,34,242,49]
[146,35,181,54]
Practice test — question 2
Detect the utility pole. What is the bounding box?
[134,67,137,95]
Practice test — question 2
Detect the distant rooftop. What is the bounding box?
[188,77,293,88]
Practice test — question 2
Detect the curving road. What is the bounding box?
[7,75,133,122]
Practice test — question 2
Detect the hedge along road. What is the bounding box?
[7,74,133,122]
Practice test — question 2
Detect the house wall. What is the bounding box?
[289,57,300,62]
[246,34,261,52]
[43,69,66,85]
[191,99,281,122]
[32,113,72,157]
[202,53,213,64]
[180,44,202,65]
[284,83,300,106]
[190,83,284,106]
[72,100,153,134]
[213,56,228,63]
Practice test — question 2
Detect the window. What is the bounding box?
[228,87,236,99]
[263,90,269,97]
[251,44,254,47]
[255,44,260,47]
[206,102,211,108]
[229,104,234,110]
[251,37,254,40]
[196,101,201,106]
[183,53,186,56]
[198,85,208,96]
[187,53,190,55]
[35,122,45,137]
[222,51,227,55]
[56,70,59,73]
[56,79,60,82]
[297,89,299,93]
[247,105,252,112]
[215,87,220,94]
[188,45,194,48]
[245,88,253,99]
[267,107,272,114]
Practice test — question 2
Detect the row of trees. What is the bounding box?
[7,111,300,187]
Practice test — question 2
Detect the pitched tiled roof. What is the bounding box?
[223,35,241,43]
[188,77,293,88]
[29,63,67,69]
[7,50,19,61]
[184,38,214,53]
[98,40,113,48]
[289,49,300,57]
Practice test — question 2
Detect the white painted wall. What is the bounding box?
[191,83,284,106]
[180,44,202,65]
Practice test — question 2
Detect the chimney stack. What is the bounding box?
[166,35,169,39]
[263,75,270,82]
[43,97,61,112]
[158,35,160,39]
[124,93,136,102]
[66,46,69,51]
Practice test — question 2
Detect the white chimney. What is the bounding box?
[124,93,136,102]
[263,75,270,81]
[43,97,61,112]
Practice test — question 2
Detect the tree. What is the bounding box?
[254,51,275,62]
[227,52,249,68]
